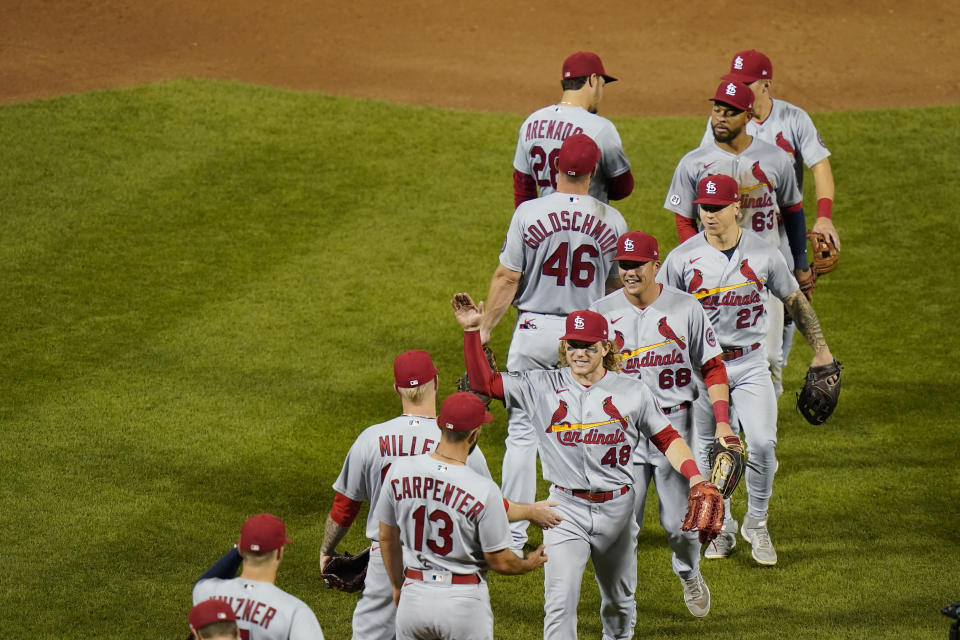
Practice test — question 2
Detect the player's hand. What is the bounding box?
[714,422,736,441]
[451,293,484,331]
[528,500,563,530]
[320,554,331,572]
[522,544,548,571]
[811,348,834,368]
[812,217,841,251]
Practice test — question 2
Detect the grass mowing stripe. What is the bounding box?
[0,79,956,639]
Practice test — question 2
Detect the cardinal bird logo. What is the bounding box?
[657,317,686,350]
[602,397,628,430]
[775,132,796,157]
[687,268,705,295]
[614,329,625,351]
[739,259,763,291]
[750,161,774,194]
[546,400,569,433]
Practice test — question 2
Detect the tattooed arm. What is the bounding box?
[783,290,834,366]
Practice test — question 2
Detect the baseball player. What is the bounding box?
[702,49,840,249]
[193,513,325,639]
[666,79,812,394]
[319,350,559,640]
[658,174,837,565]
[589,231,733,617]
[189,599,239,640]
[513,51,633,207]
[454,296,717,640]
[484,132,628,552]
[375,392,550,640]
[703,49,841,381]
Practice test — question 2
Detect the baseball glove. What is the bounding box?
[796,359,843,425]
[707,435,745,499]
[807,231,839,276]
[681,480,725,543]
[456,345,499,406]
[321,547,370,593]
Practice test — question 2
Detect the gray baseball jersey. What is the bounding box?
[513,104,631,203]
[333,415,490,541]
[700,98,830,189]
[500,191,627,315]
[501,367,671,490]
[657,231,799,349]
[664,139,801,249]
[374,455,512,576]
[193,579,324,640]
[590,286,722,413]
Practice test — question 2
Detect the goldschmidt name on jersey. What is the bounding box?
[521,208,619,253]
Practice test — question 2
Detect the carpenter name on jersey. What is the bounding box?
[387,473,488,524]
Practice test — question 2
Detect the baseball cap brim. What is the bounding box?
[600,74,618,83]
[559,331,607,343]
[693,195,738,205]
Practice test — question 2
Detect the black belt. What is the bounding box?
[557,485,630,503]
[405,568,480,585]
[721,342,762,361]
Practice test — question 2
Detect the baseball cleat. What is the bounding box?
[740,516,777,565]
[680,572,711,617]
[703,519,737,559]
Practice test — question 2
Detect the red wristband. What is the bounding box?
[680,459,701,480]
[816,197,833,219]
[713,400,729,425]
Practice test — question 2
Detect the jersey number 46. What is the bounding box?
[542,242,599,287]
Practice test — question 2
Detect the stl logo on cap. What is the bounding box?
[574,315,585,330]
[725,82,738,97]
[733,55,744,70]
[624,238,635,252]
[705,180,717,195]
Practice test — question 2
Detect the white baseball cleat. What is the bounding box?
[741,515,777,565]
[703,519,737,559]
[680,572,711,617]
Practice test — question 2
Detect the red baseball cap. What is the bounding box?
[693,174,740,206]
[557,133,601,177]
[562,51,617,83]
[238,513,291,553]
[437,392,494,432]
[613,232,659,262]
[711,80,754,113]
[722,50,773,83]
[189,599,236,631]
[393,350,438,388]
[560,310,609,343]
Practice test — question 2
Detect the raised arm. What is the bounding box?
[451,293,505,400]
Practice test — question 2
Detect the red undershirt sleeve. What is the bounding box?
[701,356,728,387]
[514,170,538,208]
[675,214,698,242]
[464,331,505,400]
[330,492,363,527]
[607,170,634,201]
[649,425,681,454]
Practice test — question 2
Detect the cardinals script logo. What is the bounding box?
[546,397,628,447]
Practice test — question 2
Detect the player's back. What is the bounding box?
[193,578,324,640]
[379,455,510,576]
[501,191,625,315]
[333,416,489,540]
[514,104,629,203]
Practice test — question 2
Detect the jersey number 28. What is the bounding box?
[530,145,559,190]
[542,242,599,287]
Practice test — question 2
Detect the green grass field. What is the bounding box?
[1,78,958,639]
